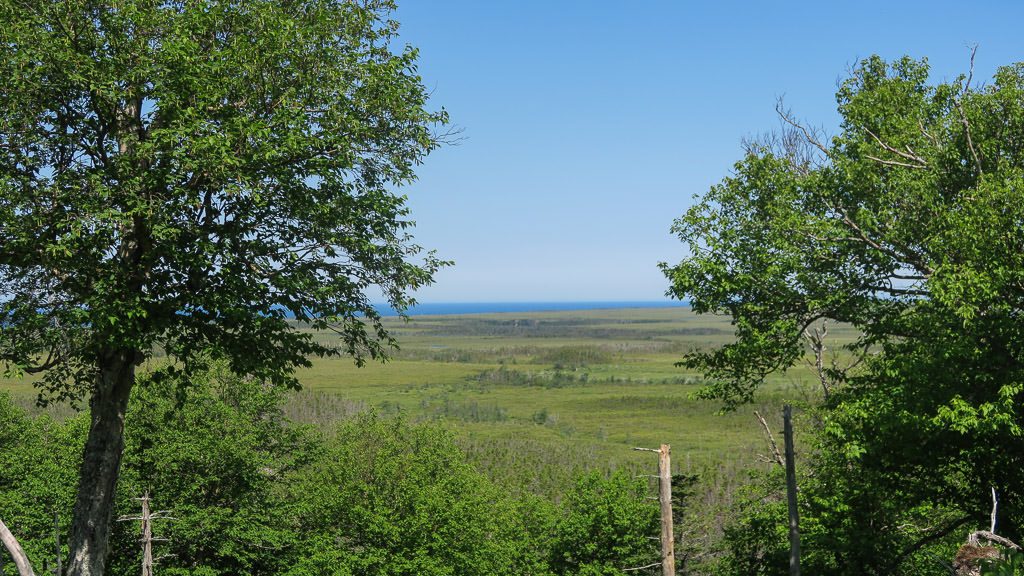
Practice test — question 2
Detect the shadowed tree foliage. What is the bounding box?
[0,1,448,573]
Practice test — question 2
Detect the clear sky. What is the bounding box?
[390,1,1023,303]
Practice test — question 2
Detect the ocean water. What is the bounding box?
[372,301,689,317]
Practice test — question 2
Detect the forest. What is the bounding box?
[2,1,1023,575]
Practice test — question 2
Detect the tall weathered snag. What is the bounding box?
[0,1,448,574]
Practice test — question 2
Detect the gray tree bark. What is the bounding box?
[65,350,137,576]
[658,444,676,576]
[784,405,801,576]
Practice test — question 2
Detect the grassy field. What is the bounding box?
[282,306,861,497]
[1,306,861,500]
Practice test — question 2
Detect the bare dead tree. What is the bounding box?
[117,493,173,576]
[140,495,152,576]
[53,511,61,576]
[783,405,801,576]
[801,320,871,404]
[631,445,676,576]
[991,487,998,534]
[658,445,675,576]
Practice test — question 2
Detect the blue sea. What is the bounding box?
[372,301,689,317]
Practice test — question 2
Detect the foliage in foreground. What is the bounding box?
[0,0,450,571]
[666,55,1024,574]
[0,366,660,576]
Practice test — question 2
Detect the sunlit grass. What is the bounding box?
[2,306,857,500]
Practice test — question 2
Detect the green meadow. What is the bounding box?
[1,306,860,500]
[286,306,860,498]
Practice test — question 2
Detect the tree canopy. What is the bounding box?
[664,55,1024,573]
[0,1,448,574]
[664,54,1024,408]
[0,0,448,396]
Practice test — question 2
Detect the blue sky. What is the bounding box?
[391,1,1023,302]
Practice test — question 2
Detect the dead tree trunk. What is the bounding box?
[658,444,676,576]
[0,516,37,576]
[140,494,153,576]
[783,405,801,576]
[119,493,173,576]
[66,350,138,576]
[54,511,62,576]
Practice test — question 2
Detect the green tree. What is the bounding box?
[547,471,660,576]
[663,55,1024,571]
[285,413,539,576]
[110,365,314,576]
[0,1,447,574]
[0,394,82,574]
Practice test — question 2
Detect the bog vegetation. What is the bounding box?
[3,307,801,574]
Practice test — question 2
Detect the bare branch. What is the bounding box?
[0,517,37,576]
[803,321,831,402]
[754,410,784,467]
[991,487,998,534]
[776,102,831,159]
[918,119,939,147]
[864,154,928,170]
[863,127,928,166]
[967,530,1021,550]
[622,562,661,572]
[957,45,984,175]
[743,120,821,175]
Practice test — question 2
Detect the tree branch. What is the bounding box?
[957,45,984,175]
[754,410,784,467]
[22,347,63,374]
[967,531,1021,550]
[862,127,928,167]
[0,517,37,576]
[864,154,928,170]
[865,285,929,297]
[776,102,831,159]
[893,515,972,569]
[834,206,934,277]
[622,562,661,572]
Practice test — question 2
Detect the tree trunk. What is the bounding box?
[783,405,801,576]
[65,350,137,576]
[658,444,676,576]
